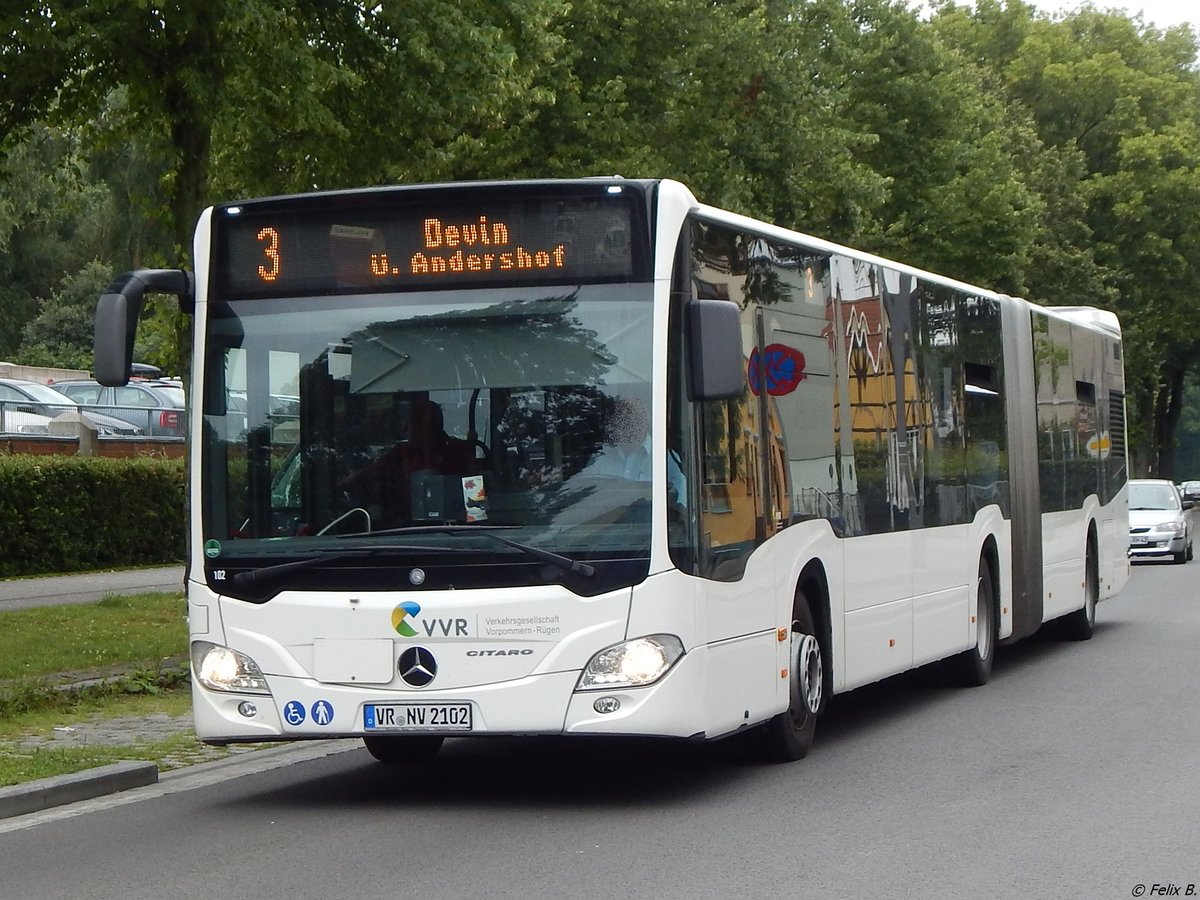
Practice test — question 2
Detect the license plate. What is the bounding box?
[1131,535,1150,545]
[364,702,473,732]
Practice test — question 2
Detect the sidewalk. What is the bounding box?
[0,565,186,611]
[0,564,359,822]
[1,563,191,821]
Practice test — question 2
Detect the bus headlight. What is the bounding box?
[191,641,271,694]
[577,635,685,690]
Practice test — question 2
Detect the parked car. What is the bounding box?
[1178,480,1200,503]
[0,377,144,437]
[1128,478,1194,564]
[52,378,186,438]
[0,407,54,435]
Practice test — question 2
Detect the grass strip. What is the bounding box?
[0,591,187,681]
[0,663,191,721]
[1,737,197,787]
[1,591,204,787]
[0,591,278,789]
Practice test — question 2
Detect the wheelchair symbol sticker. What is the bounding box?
[283,701,306,726]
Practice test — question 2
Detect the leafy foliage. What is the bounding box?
[933,0,1200,474]
[17,260,111,368]
[0,125,114,357]
[3,0,1200,472]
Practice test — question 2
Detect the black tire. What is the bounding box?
[362,735,445,764]
[760,588,826,762]
[1060,544,1098,641]
[944,557,997,686]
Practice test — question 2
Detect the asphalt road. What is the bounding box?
[1,559,1196,899]
[0,565,185,611]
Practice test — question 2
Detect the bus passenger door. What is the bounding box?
[835,261,915,687]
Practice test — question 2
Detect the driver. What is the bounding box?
[579,396,686,504]
[580,397,652,481]
[342,398,476,526]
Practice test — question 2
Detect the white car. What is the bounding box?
[1128,478,1194,564]
[0,408,54,435]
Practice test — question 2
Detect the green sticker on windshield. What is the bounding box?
[204,539,222,558]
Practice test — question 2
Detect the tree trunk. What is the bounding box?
[1157,366,1186,482]
[1149,367,1185,480]
[1131,381,1157,477]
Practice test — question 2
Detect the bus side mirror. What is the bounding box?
[94,269,195,386]
[686,299,744,401]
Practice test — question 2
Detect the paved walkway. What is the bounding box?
[0,565,186,611]
[0,566,365,821]
[1,563,208,820]
[12,709,264,769]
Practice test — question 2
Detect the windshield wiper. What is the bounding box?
[334,524,595,577]
[226,544,472,589]
[229,549,365,588]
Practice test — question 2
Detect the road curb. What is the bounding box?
[0,759,159,820]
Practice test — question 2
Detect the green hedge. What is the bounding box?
[0,455,186,577]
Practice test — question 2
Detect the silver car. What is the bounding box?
[1178,480,1200,503]
[53,378,184,438]
[0,377,145,436]
[1128,479,1193,564]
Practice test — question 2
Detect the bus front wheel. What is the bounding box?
[761,589,825,762]
[362,735,445,764]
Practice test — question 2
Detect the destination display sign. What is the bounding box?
[211,184,648,298]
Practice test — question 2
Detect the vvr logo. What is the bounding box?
[392,601,421,637]
[391,601,470,639]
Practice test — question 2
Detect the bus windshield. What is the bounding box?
[199,283,656,585]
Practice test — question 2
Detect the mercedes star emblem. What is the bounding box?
[397,646,437,687]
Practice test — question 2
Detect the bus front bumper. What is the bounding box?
[191,648,709,744]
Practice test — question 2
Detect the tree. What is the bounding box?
[5,0,1200,475]
[1088,120,1200,476]
[3,1,563,373]
[931,1,1115,310]
[1010,11,1200,475]
[16,259,111,369]
[834,0,1040,290]
[206,1,564,196]
[932,1,1200,474]
[0,124,114,357]
[465,0,887,236]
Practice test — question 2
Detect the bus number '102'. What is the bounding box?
[257,227,281,282]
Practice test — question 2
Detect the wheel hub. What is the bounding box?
[976,580,993,660]
[792,632,823,715]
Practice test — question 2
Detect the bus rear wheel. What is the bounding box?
[761,589,825,762]
[362,735,445,764]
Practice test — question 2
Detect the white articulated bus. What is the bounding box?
[94,178,1129,763]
